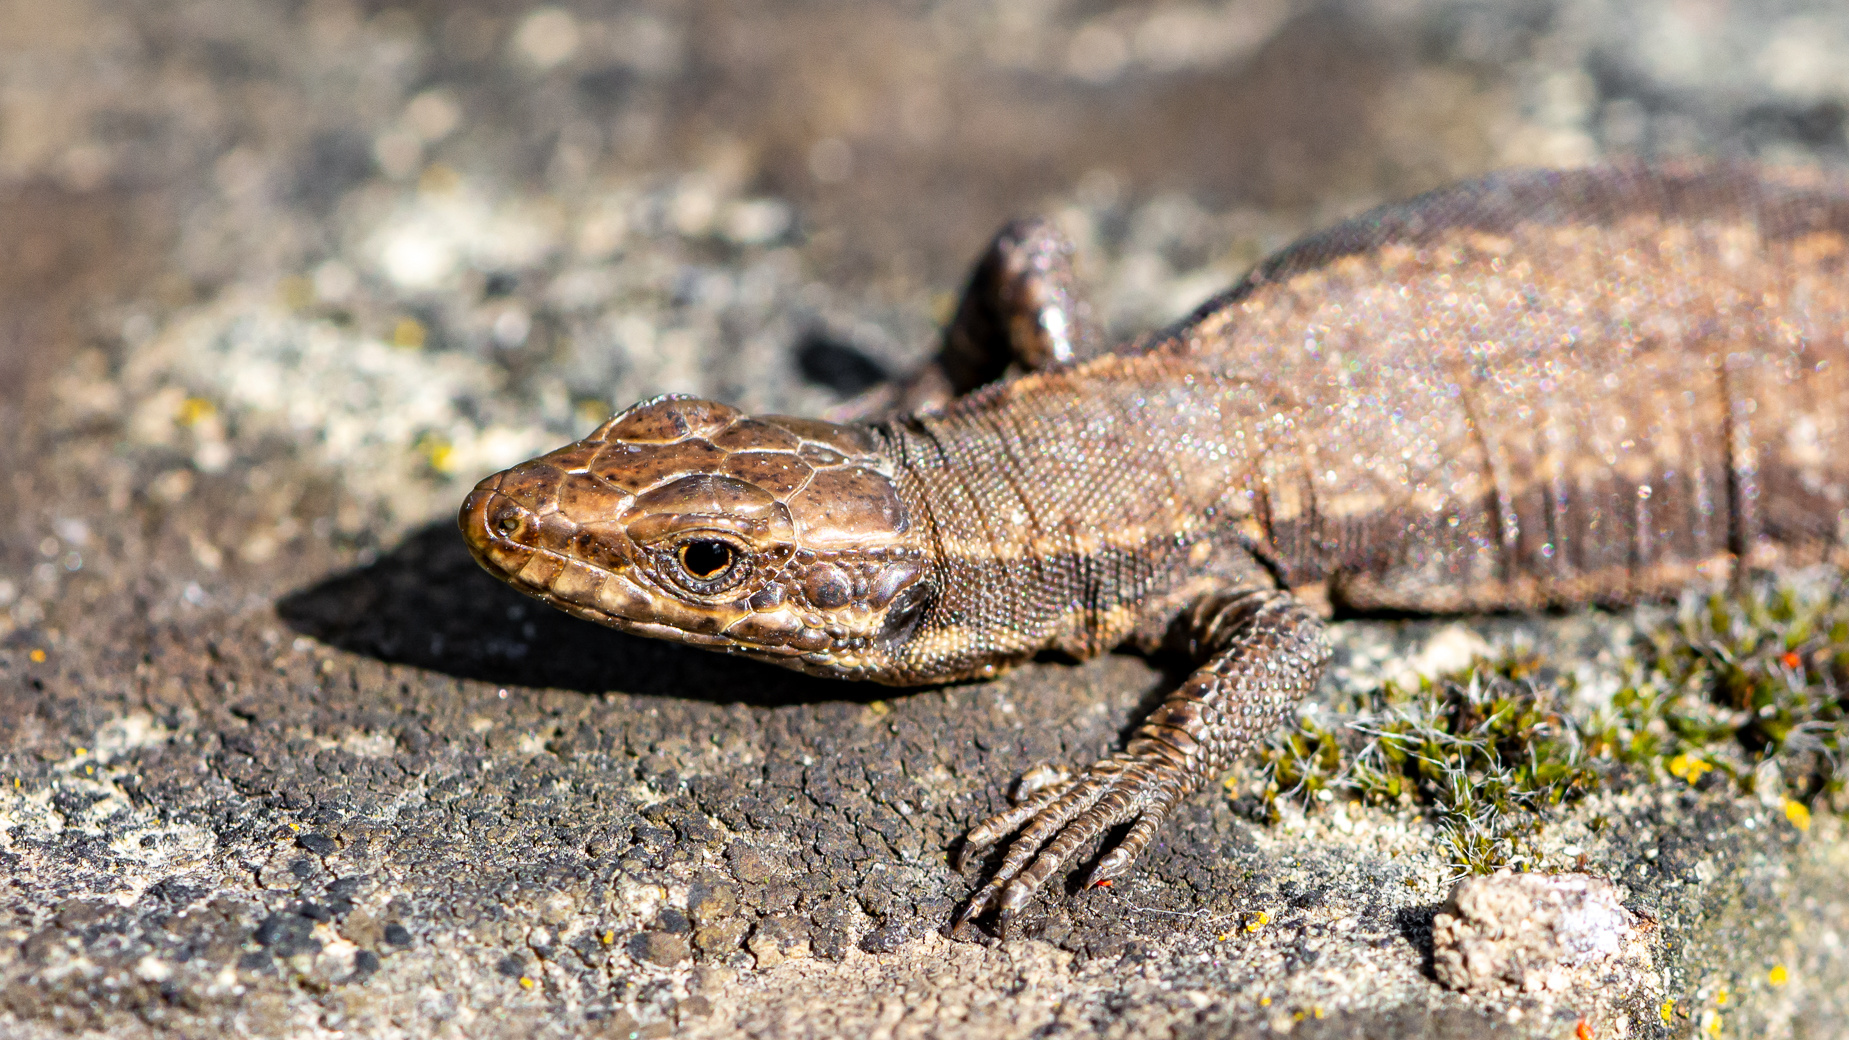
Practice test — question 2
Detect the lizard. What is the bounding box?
[458,162,1849,934]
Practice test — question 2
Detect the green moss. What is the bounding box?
[1259,660,1597,876]
[1588,577,1849,802]
[1253,575,1849,877]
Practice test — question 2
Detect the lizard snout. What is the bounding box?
[458,477,538,581]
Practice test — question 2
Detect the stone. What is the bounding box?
[694,919,749,956]
[746,916,811,969]
[1433,872,1653,996]
[627,932,692,968]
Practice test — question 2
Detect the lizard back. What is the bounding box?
[883,163,1849,662]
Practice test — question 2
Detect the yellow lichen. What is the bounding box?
[392,317,428,350]
[1784,800,1812,833]
[416,433,456,474]
[1667,753,1712,784]
[177,397,217,427]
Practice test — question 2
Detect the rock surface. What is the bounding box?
[2,1,1848,1038]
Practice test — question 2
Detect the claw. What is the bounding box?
[995,905,1016,940]
[955,754,1186,930]
[954,880,1005,932]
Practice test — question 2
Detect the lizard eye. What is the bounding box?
[660,535,753,595]
[679,540,736,580]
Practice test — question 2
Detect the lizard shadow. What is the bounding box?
[275,520,863,708]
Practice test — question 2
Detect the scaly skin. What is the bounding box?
[459,163,1849,933]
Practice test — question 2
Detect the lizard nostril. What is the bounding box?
[489,505,531,540]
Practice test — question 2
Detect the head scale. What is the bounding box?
[458,395,933,679]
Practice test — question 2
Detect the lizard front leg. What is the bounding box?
[954,589,1331,933]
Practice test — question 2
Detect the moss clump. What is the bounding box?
[1254,574,1849,877]
[1260,660,1597,876]
[1587,577,1849,802]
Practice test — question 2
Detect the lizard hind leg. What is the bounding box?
[830,217,1106,420]
[938,216,1105,392]
[952,589,1330,935]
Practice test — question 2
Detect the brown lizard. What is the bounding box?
[458,163,1849,933]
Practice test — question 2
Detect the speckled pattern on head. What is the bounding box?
[462,162,1849,931]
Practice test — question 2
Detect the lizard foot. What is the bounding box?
[949,592,1328,935]
[953,749,1188,934]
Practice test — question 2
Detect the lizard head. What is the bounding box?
[458,395,934,679]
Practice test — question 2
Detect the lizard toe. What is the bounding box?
[960,766,1114,885]
[953,879,1006,933]
[956,752,1186,928]
[957,773,1076,868]
[993,799,1136,915]
[1084,810,1167,888]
